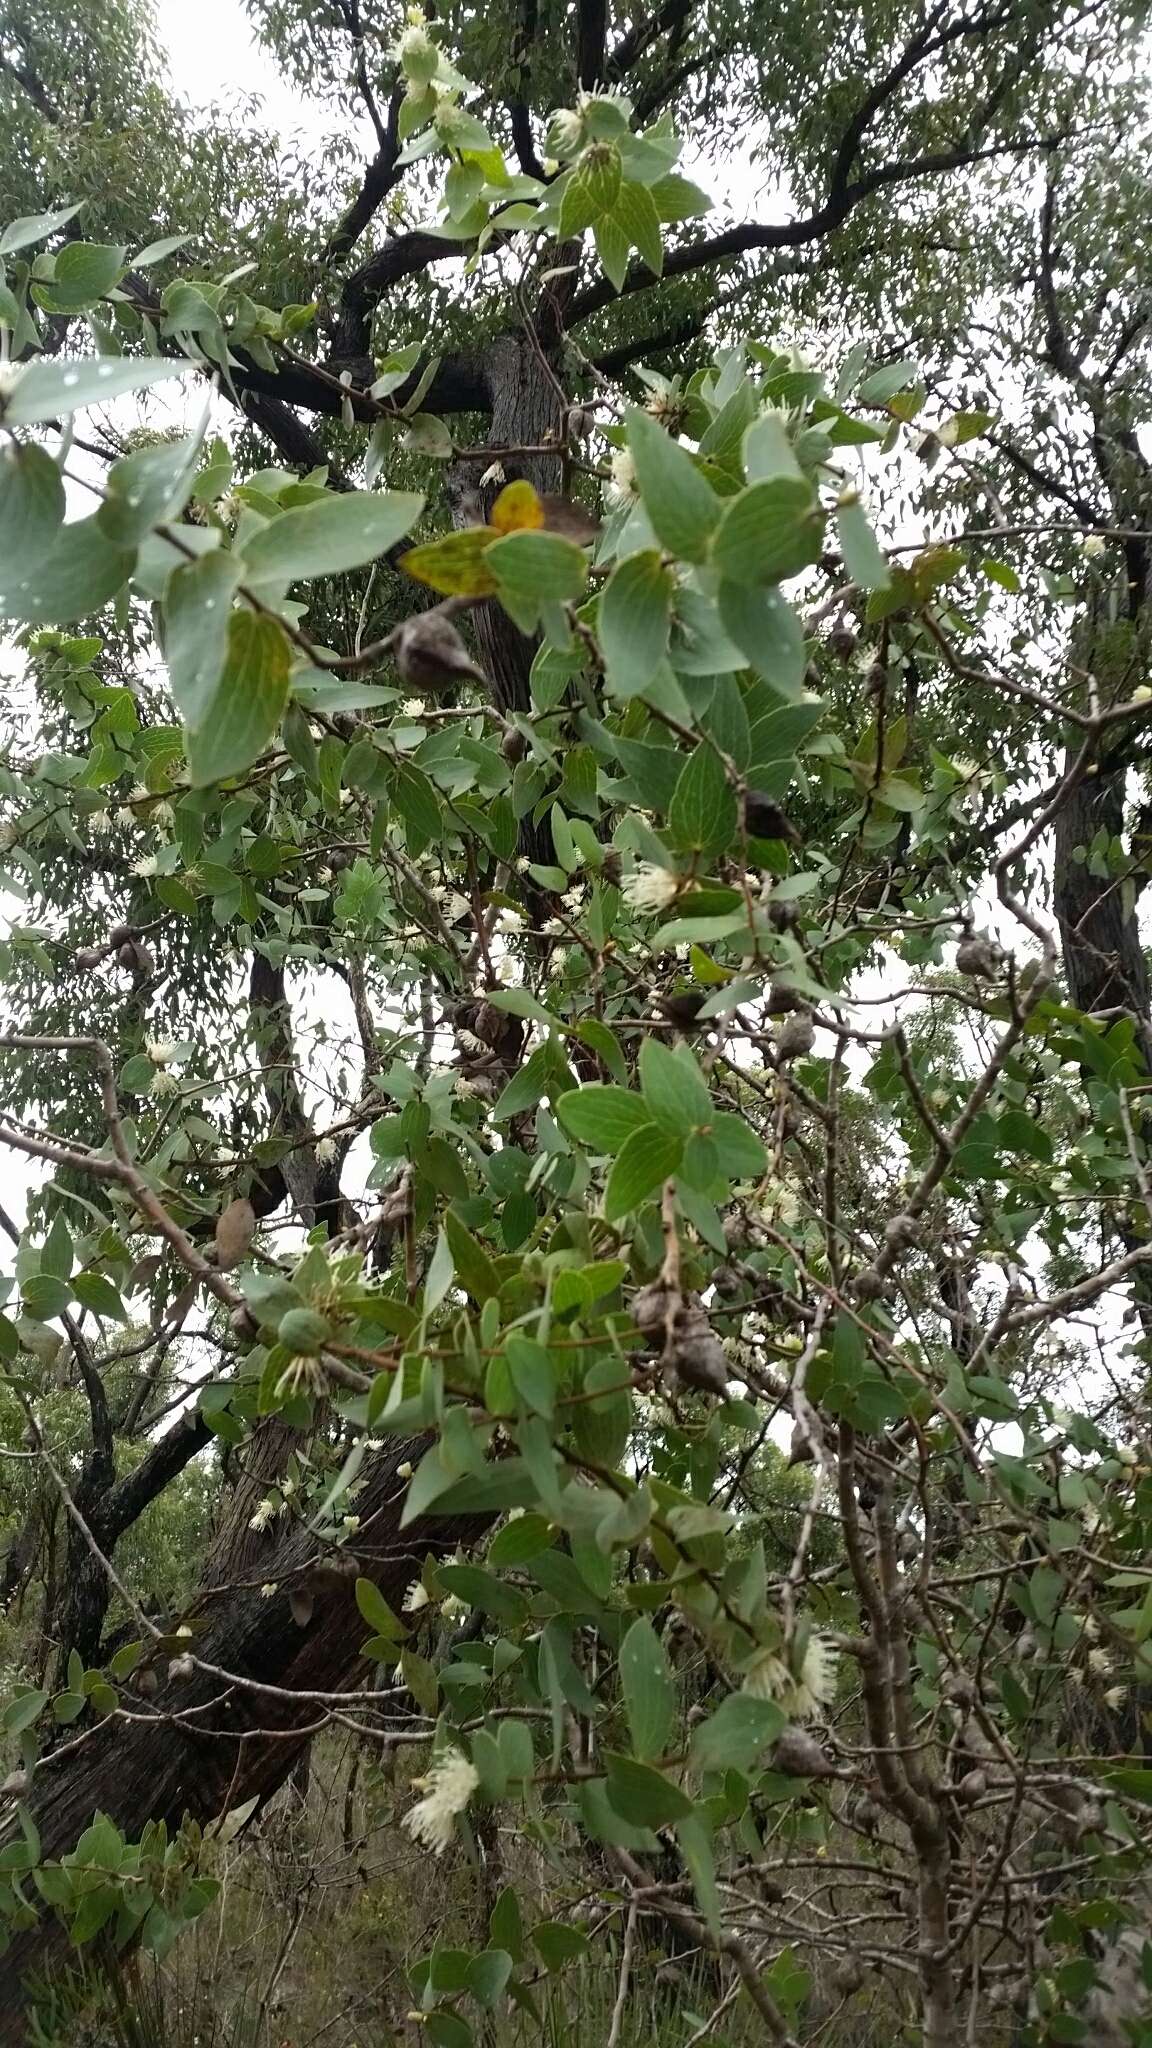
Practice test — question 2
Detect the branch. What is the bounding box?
[102,1407,211,1544]
[507,0,547,180]
[320,79,405,267]
[606,0,692,79]
[569,132,1058,325]
[329,230,467,361]
[576,0,609,88]
[236,387,349,486]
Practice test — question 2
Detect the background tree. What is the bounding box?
[2,0,1152,2042]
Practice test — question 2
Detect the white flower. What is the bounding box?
[622,862,679,913]
[1105,1685,1127,1711]
[316,1136,338,1165]
[548,948,570,977]
[274,1355,328,1400]
[260,1582,278,1597]
[607,448,639,507]
[402,1749,479,1856]
[455,1075,478,1098]
[397,1460,413,1478]
[742,1634,837,1722]
[548,107,585,158]
[1082,534,1107,558]
[248,1499,276,1532]
[495,908,524,935]
[393,20,436,74]
[516,856,531,874]
[440,1593,466,1622]
[562,885,586,912]
[132,855,158,878]
[401,698,425,717]
[792,1635,838,1719]
[479,461,506,488]
[543,917,565,935]
[341,1514,360,1534]
[146,1038,176,1066]
[742,1649,793,1705]
[88,810,111,837]
[149,1068,179,1099]
[115,807,136,827]
[1088,1646,1113,1676]
[404,1580,430,1612]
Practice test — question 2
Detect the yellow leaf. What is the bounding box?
[491,480,544,535]
[400,526,500,596]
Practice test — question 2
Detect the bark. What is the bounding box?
[0,1437,487,2044]
[1052,755,1152,1070]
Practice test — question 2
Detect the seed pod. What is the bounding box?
[214,1196,256,1270]
[389,611,486,692]
[74,946,103,970]
[108,923,135,948]
[117,941,138,969]
[957,1767,987,1804]
[775,1008,815,1060]
[168,1654,195,1682]
[277,1307,332,1354]
[764,981,802,1016]
[956,935,1002,979]
[501,726,528,764]
[743,791,799,844]
[773,1725,834,1777]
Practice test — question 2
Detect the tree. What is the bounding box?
[2,0,1152,2040]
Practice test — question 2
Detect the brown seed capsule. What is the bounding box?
[831,1958,865,1997]
[501,726,528,764]
[389,611,486,692]
[117,941,138,969]
[214,1196,257,1271]
[828,626,858,662]
[743,791,800,844]
[775,1008,816,1061]
[74,947,103,970]
[955,935,1002,979]
[773,1726,834,1777]
[957,1767,987,1804]
[108,923,134,948]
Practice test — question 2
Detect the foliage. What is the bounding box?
[4,0,1152,2042]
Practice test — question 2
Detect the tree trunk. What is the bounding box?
[0,1437,487,2044]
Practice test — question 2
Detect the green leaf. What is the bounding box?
[486,529,588,602]
[467,1949,514,2009]
[625,408,721,562]
[559,143,622,236]
[690,1692,785,1771]
[597,548,673,693]
[594,214,631,291]
[710,477,824,585]
[0,512,134,624]
[439,1563,528,1623]
[71,1272,127,1322]
[613,179,663,272]
[163,552,243,727]
[504,1336,556,1418]
[836,495,890,590]
[619,1617,675,1760]
[2,1689,47,1735]
[488,1512,555,1565]
[2,355,186,424]
[533,1923,589,1973]
[99,433,201,546]
[443,1209,500,1303]
[355,1578,406,1642]
[20,1274,72,1321]
[185,611,292,786]
[604,1124,682,1220]
[40,241,125,311]
[0,442,64,583]
[239,489,424,587]
[0,202,84,254]
[709,1113,768,1180]
[639,1039,712,1135]
[390,759,442,846]
[603,1752,693,1825]
[716,581,807,695]
[555,1085,652,1152]
[668,742,737,855]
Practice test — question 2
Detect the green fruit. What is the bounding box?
[277,1307,331,1354]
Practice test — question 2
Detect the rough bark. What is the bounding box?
[0,1437,486,2044]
